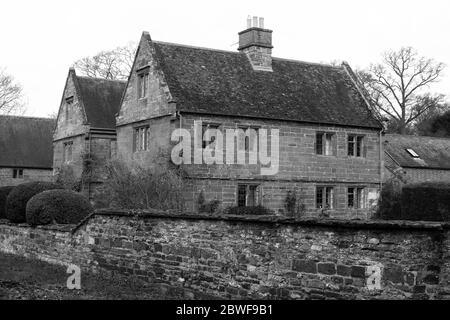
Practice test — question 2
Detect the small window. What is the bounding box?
[137,71,149,99]
[12,169,24,179]
[316,186,334,209]
[237,184,259,207]
[406,148,420,158]
[134,126,149,152]
[202,124,220,149]
[348,187,365,209]
[65,96,73,123]
[316,132,336,156]
[348,135,365,157]
[63,141,73,163]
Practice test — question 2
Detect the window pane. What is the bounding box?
[356,136,363,157]
[348,188,355,208]
[248,185,257,206]
[325,134,333,156]
[325,187,334,209]
[316,133,323,155]
[237,185,247,207]
[348,136,355,156]
[357,188,365,209]
[316,187,323,209]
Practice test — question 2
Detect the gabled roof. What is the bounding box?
[384,134,450,170]
[147,37,381,129]
[68,69,126,129]
[0,116,55,169]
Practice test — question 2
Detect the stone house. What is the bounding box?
[53,68,126,202]
[0,115,54,187]
[116,20,384,218]
[384,134,450,184]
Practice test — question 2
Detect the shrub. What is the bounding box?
[54,165,82,192]
[197,191,220,214]
[26,189,93,226]
[5,182,62,223]
[224,205,274,216]
[0,186,14,219]
[101,160,185,210]
[374,180,402,220]
[401,182,450,221]
[283,190,306,217]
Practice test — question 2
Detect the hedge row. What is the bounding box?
[5,182,63,223]
[377,181,450,222]
[26,189,93,226]
[401,182,450,221]
[0,186,14,219]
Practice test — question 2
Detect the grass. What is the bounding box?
[0,252,164,300]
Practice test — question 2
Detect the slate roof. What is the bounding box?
[74,74,126,129]
[0,116,55,169]
[150,40,382,129]
[384,134,450,170]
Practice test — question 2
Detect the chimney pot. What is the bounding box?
[238,17,273,72]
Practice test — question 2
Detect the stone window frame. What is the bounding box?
[315,185,335,210]
[65,96,74,123]
[133,124,150,153]
[237,183,261,207]
[12,168,24,179]
[347,134,366,158]
[315,131,337,156]
[347,186,366,209]
[137,66,150,100]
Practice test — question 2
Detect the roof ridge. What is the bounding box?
[153,40,344,69]
[153,40,241,55]
[271,56,343,69]
[385,133,450,141]
[76,75,128,83]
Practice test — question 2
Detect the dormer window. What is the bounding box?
[137,67,149,99]
[406,148,420,158]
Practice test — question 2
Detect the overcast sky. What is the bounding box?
[1,0,449,117]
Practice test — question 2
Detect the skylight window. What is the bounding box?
[406,148,420,158]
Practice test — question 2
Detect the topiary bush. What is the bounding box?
[224,205,274,216]
[0,186,14,219]
[401,182,450,221]
[26,189,93,226]
[5,182,63,223]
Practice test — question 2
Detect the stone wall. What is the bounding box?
[0,168,54,187]
[1,210,449,300]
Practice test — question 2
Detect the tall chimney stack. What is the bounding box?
[238,16,273,72]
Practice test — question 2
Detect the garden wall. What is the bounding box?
[1,210,450,300]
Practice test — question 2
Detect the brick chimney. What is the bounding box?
[238,16,273,72]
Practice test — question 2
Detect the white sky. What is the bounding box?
[1,0,449,117]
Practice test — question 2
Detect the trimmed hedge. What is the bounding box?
[26,189,93,226]
[375,181,402,220]
[224,205,274,216]
[0,186,14,219]
[401,182,450,221]
[5,182,63,223]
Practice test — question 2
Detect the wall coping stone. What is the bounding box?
[2,210,449,235]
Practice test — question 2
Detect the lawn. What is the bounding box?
[0,252,163,300]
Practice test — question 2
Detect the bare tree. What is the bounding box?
[0,68,24,115]
[359,47,445,134]
[73,42,137,81]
